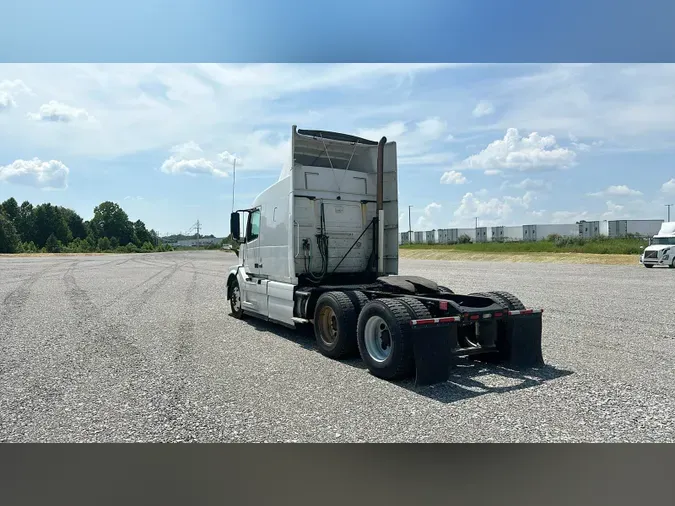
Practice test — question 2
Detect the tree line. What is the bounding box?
[0,198,174,254]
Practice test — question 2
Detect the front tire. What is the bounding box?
[644,264,654,268]
[229,279,244,319]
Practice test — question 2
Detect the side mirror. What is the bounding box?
[639,246,644,250]
[230,212,240,241]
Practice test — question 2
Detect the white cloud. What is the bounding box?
[27,100,93,122]
[0,64,461,162]
[356,117,453,167]
[455,128,577,172]
[455,193,509,221]
[502,178,552,191]
[440,170,467,185]
[0,158,69,189]
[587,184,643,197]
[160,142,230,178]
[356,121,407,142]
[472,101,495,118]
[161,157,227,178]
[170,141,203,158]
[0,79,31,111]
[487,64,675,149]
[416,202,442,230]
[415,117,447,140]
[453,190,536,226]
[124,195,144,201]
[0,91,15,110]
[602,200,625,218]
[484,169,502,176]
[218,151,243,166]
[661,178,675,194]
[551,210,589,223]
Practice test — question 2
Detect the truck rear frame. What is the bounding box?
[228,272,544,386]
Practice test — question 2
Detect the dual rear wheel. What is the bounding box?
[313,291,431,380]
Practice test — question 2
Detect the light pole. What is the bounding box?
[231,159,237,213]
[408,205,412,243]
[666,204,673,222]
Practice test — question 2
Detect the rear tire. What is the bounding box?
[344,290,370,314]
[229,279,245,319]
[486,291,526,311]
[313,291,359,359]
[357,298,418,381]
[398,297,432,319]
[644,264,654,268]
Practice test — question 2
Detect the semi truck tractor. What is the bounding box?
[226,126,545,386]
[639,222,675,268]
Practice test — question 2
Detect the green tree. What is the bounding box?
[97,237,111,251]
[45,233,61,253]
[16,201,36,243]
[132,219,153,246]
[1,197,19,223]
[59,207,87,240]
[22,241,38,253]
[0,213,21,253]
[33,204,72,247]
[91,201,133,245]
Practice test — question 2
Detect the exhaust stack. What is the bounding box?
[376,136,386,275]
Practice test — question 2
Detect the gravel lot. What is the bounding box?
[1,250,674,442]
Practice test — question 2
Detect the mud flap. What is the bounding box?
[496,313,544,368]
[411,322,458,387]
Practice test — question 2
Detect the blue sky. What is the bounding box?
[1,63,675,236]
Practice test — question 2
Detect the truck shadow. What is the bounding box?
[239,315,573,404]
[395,361,573,404]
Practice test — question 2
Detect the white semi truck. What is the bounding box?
[639,222,675,268]
[226,126,545,385]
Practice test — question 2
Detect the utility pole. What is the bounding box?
[231,159,237,213]
[666,204,673,222]
[408,205,412,243]
[196,219,201,247]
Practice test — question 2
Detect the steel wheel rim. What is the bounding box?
[318,306,339,345]
[364,315,392,363]
[232,286,241,312]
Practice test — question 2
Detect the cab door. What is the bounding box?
[243,207,261,277]
[240,207,268,315]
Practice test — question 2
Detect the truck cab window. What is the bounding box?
[247,209,261,241]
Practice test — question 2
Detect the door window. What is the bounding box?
[247,209,261,241]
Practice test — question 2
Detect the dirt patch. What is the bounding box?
[399,249,640,265]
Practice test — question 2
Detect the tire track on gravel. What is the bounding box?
[0,260,72,376]
[2,256,134,285]
[14,261,146,414]
[62,261,147,369]
[156,262,200,441]
[98,257,188,313]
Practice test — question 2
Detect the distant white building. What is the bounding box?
[166,237,224,247]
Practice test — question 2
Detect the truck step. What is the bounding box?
[292,317,310,324]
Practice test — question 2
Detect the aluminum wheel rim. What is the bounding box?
[232,286,241,312]
[364,316,392,363]
[318,306,339,345]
